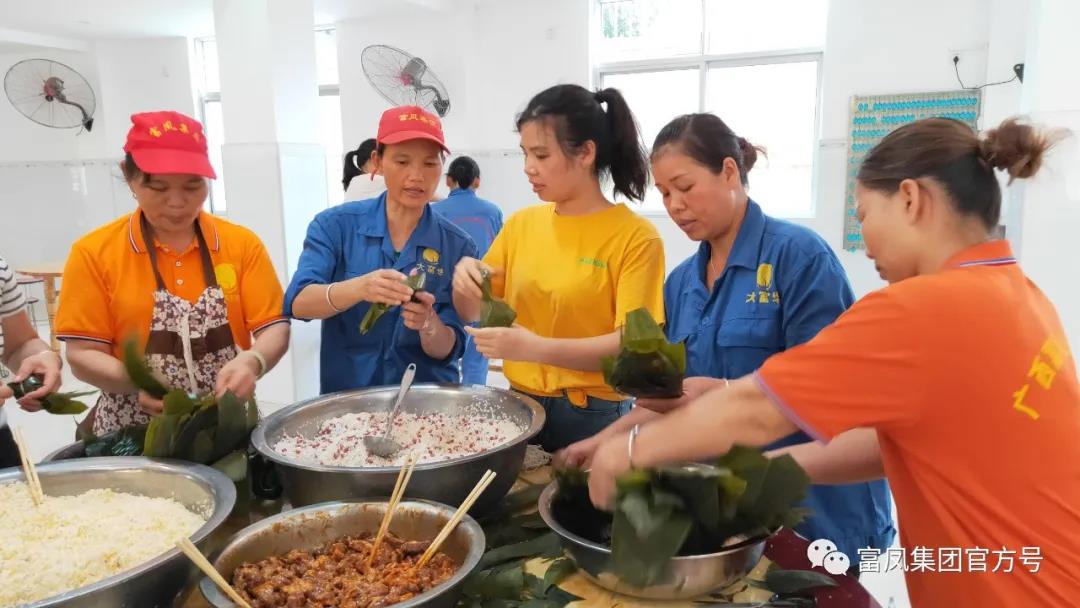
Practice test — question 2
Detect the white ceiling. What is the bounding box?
[0,0,452,46]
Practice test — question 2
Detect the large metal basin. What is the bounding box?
[251,384,544,512]
[201,499,485,608]
[538,481,769,600]
[0,457,236,607]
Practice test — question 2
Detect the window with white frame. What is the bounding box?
[594,0,828,218]
[194,28,341,214]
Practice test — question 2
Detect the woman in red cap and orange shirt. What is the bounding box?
[55,111,290,434]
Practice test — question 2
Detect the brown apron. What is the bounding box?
[89,216,238,435]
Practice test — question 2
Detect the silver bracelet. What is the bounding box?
[244,350,268,378]
[325,283,345,313]
[627,424,641,468]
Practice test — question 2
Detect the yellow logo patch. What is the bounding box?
[422,248,440,264]
[215,263,238,293]
[756,263,773,289]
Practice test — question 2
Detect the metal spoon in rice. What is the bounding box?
[363,363,417,459]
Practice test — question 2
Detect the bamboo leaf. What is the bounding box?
[162,390,196,416]
[214,391,248,459]
[542,558,576,592]
[479,269,516,328]
[478,533,562,570]
[143,415,179,457]
[41,391,94,415]
[122,338,168,398]
[211,449,249,482]
[602,308,684,397]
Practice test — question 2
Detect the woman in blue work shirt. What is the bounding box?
[284,106,476,393]
[560,113,895,562]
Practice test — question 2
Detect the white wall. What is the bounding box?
[1016,0,1080,349]
[93,37,196,154]
[0,39,196,269]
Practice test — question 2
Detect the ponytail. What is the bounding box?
[593,88,648,201]
[517,84,648,202]
[342,138,378,191]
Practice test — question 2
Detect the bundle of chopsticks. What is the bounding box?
[13,427,44,506]
[416,469,497,568]
[368,452,418,567]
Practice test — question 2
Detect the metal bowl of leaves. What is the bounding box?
[538,449,811,600]
[0,456,235,608]
[200,498,485,608]
[250,384,544,512]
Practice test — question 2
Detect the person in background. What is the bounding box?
[55,111,291,435]
[343,138,386,202]
[0,255,63,468]
[452,84,666,452]
[586,117,1080,606]
[432,156,504,385]
[285,106,476,393]
[558,113,895,562]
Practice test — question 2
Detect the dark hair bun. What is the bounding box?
[737,137,764,172]
[979,118,1062,182]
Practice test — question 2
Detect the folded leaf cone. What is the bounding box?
[479,268,516,328]
[601,307,686,398]
[359,270,427,334]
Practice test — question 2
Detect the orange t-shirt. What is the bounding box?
[757,241,1080,607]
[55,210,287,357]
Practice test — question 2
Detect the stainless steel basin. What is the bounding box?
[201,499,485,608]
[250,384,544,512]
[0,457,236,607]
[537,480,770,600]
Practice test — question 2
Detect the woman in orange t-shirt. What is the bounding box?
[586,117,1080,607]
[55,111,290,435]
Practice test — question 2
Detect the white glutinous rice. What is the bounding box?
[274,409,525,467]
[0,482,207,607]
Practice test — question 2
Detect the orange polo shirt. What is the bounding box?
[757,241,1080,607]
[55,209,287,357]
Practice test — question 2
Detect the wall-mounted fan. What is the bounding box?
[361,44,451,117]
[4,58,95,132]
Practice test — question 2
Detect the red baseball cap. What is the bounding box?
[377,105,449,153]
[123,111,217,179]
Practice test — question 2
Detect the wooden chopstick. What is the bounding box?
[12,427,43,506]
[417,470,496,568]
[175,537,253,608]
[367,452,417,567]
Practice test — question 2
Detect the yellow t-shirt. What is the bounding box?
[483,203,665,401]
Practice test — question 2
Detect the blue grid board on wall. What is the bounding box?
[843,90,982,251]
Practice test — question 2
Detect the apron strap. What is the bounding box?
[140,214,220,291]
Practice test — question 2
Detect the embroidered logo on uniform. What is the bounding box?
[420,249,445,277]
[579,257,607,269]
[747,263,780,305]
[214,263,238,293]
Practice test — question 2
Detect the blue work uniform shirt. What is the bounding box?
[284,194,476,394]
[664,200,896,558]
[431,188,504,257]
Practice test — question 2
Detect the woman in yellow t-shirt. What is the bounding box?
[452,84,665,451]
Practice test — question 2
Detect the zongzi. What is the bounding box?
[6,374,95,415]
[479,268,516,328]
[359,270,427,334]
[601,307,686,398]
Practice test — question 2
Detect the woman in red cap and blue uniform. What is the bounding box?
[285,106,476,392]
[56,111,291,434]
